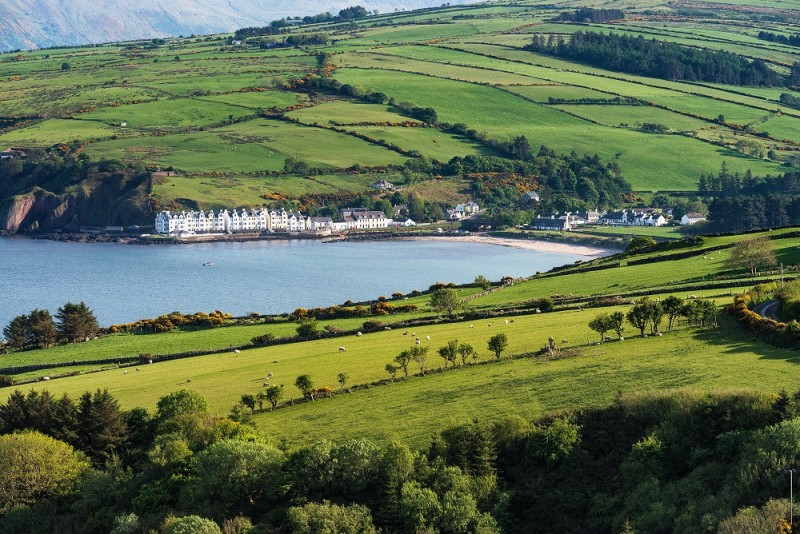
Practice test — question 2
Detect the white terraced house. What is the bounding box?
[155,208,310,236]
[339,207,392,230]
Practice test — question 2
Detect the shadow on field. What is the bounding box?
[689,315,800,364]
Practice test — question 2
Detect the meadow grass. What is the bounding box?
[79,98,255,128]
[348,126,497,161]
[553,104,711,131]
[202,91,305,110]
[0,119,114,146]
[287,100,419,125]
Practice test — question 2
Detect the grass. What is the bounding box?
[288,100,421,125]
[79,98,256,129]
[0,119,114,146]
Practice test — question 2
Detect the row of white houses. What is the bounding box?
[155,208,395,236]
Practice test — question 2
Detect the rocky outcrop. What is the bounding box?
[0,189,64,234]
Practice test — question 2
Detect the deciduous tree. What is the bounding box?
[725,237,777,276]
[487,333,508,360]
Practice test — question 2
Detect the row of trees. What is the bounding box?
[3,301,98,350]
[589,296,717,341]
[527,31,799,87]
[5,385,800,532]
[757,30,800,47]
[233,5,370,39]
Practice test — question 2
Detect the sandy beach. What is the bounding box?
[401,234,615,257]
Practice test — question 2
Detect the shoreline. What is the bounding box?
[10,230,620,257]
[394,235,616,257]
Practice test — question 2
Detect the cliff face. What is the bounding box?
[0,167,151,235]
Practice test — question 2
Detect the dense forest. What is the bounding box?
[527,31,800,87]
[758,31,800,47]
[2,387,800,533]
[695,165,800,232]
[554,8,624,23]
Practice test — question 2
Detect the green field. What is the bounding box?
[0,119,114,146]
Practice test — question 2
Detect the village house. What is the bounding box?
[155,207,314,236]
[522,191,540,203]
[393,204,408,217]
[447,201,481,220]
[340,207,392,230]
[600,209,667,227]
[531,216,571,231]
[681,212,707,225]
[308,216,334,232]
[370,180,395,191]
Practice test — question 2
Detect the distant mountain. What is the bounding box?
[0,0,475,51]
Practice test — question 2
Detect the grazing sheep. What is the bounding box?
[186,379,192,383]
[510,319,514,323]
[123,370,128,374]
[384,326,392,331]
[267,372,273,378]
[234,349,241,354]
[403,331,408,336]
[488,323,492,327]
[619,337,625,341]
[504,319,508,325]
[469,324,474,328]
[356,332,363,337]
[42,376,50,381]
[338,347,346,352]
[148,359,153,364]
[415,339,421,345]
[561,339,568,344]
[535,309,541,314]
[411,332,415,336]
[425,335,430,341]
[136,368,140,372]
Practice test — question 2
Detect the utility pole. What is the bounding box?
[787,468,796,529]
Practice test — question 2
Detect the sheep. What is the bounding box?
[415,339,421,345]
[619,337,625,341]
[384,326,392,331]
[425,335,430,341]
[561,339,568,344]
[234,349,241,354]
[510,319,514,323]
[469,324,474,328]
[356,331,363,337]
[535,309,541,314]
[186,379,192,383]
[42,376,50,381]
[148,359,153,364]
[267,372,273,378]
[338,346,346,352]
[488,323,492,327]
[504,319,508,324]
[403,331,408,336]
[123,370,128,374]
[136,368,140,372]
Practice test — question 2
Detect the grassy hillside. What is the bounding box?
[0,0,797,203]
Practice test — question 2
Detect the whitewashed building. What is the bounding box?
[681,213,707,225]
[156,207,312,235]
[340,208,392,230]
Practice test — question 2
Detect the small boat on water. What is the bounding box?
[202,262,214,266]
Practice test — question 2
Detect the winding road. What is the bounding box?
[753,299,780,321]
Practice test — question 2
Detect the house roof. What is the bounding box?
[685,212,706,218]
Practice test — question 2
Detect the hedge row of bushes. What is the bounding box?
[728,293,800,347]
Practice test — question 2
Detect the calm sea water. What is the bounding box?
[0,236,587,327]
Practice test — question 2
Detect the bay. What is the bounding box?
[0,236,590,327]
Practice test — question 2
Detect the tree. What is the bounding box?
[457,342,474,366]
[189,439,286,521]
[337,372,349,391]
[626,235,656,253]
[296,318,319,338]
[410,345,429,375]
[437,340,458,368]
[725,237,777,276]
[0,430,89,513]
[161,515,222,534]
[3,314,27,350]
[155,389,208,433]
[264,385,283,410]
[27,309,57,348]
[295,374,315,399]
[385,363,399,380]
[394,350,412,379]
[487,333,508,360]
[56,301,99,343]
[61,62,71,71]
[646,300,664,334]
[474,275,491,291]
[430,288,464,317]
[609,311,625,339]
[76,388,127,466]
[662,295,684,331]
[287,501,377,534]
[627,300,651,337]
[240,394,256,414]
[588,313,613,342]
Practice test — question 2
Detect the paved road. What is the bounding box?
[753,299,780,321]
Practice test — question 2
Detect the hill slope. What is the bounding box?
[0,0,474,51]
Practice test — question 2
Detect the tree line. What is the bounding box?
[554,7,624,23]
[233,5,370,39]
[695,164,800,233]
[2,302,98,351]
[4,384,800,532]
[757,30,800,47]
[527,30,800,87]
